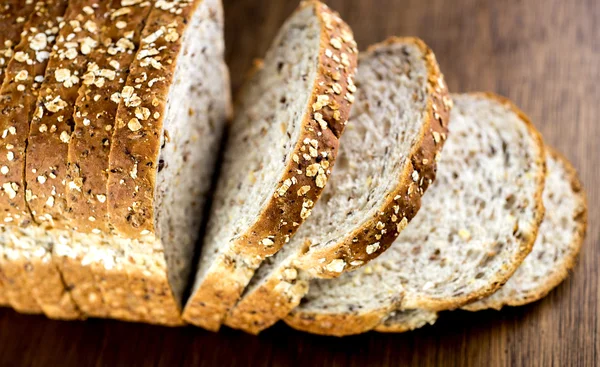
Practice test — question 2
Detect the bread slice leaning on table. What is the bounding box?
[224,37,451,334]
[183,0,358,331]
[0,0,232,325]
[284,93,547,336]
[375,147,587,332]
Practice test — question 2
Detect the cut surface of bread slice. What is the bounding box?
[183,0,358,331]
[463,148,587,311]
[374,309,438,333]
[0,0,70,314]
[284,93,546,336]
[224,37,451,334]
[0,0,37,307]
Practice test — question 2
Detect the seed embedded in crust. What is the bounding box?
[326,259,346,273]
[366,242,380,255]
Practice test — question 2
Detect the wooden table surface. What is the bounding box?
[0,0,598,365]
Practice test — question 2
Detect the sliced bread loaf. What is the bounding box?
[284,93,546,336]
[183,0,358,331]
[0,0,70,314]
[463,148,587,311]
[224,37,451,334]
[57,0,231,325]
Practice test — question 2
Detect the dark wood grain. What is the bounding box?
[1,0,598,365]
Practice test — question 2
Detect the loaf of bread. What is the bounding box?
[284,93,546,336]
[183,0,358,331]
[224,37,451,334]
[0,0,232,325]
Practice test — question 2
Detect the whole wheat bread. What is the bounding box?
[224,37,451,334]
[53,0,232,325]
[0,0,70,315]
[0,0,37,307]
[57,0,155,322]
[374,309,438,333]
[183,0,358,331]
[375,147,587,332]
[284,93,546,336]
[463,148,587,311]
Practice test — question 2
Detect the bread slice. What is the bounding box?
[182,0,358,331]
[0,0,70,314]
[55,0,156,321]
[0,0,37,307]
[224,37,451,334]
[374,309,438,333]
[284,93,546,336]
[463,148,587,311]
[19,0,113,321]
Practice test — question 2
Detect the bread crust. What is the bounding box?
[284,92,547,336]
[0,0,69,314]
[0,0,37,307]
[463,147,587,311]
[66,0,153,234]
[53,236,108,317]
[60,0,154,323]
[373,310,438,333]
[224,37,450,334]
[182,0,358,331]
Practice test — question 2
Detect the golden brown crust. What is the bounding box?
[0,0,69,314]
[224,266,308,334]
[0,0,67,225]
[373,310,438,333]
[298,36,451,278]
[1,246,43,314]
[285,303,398,337]
[0,1,37,81]
[25,253,82,319]
[66,0,153,234]
[463,147,587,311]
[25,0,107,227]
[182,0,358,331]
[62,0,154,323]
[224,37,450,334]
[0,0,37,307]
[20,0,109,320]
[53,249,107,317]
